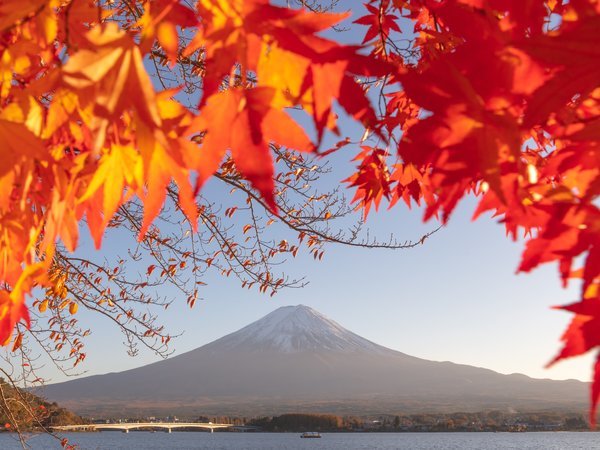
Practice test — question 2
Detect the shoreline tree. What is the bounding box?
[0,0,598,441]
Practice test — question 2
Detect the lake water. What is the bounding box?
[1,432,599,450]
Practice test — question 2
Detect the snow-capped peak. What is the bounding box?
[205,305,391,354]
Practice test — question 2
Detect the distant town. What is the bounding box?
[0,379,591,434]
[71,412,590,433]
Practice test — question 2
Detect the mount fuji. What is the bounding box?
[41,305,587,417]
[201,304,391,354]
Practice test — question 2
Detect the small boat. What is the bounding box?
[300,432,321,438]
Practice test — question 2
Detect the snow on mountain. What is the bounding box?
[203,304,392,354]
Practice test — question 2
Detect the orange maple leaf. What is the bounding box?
[62,23,161,150]
[192,87,314,210]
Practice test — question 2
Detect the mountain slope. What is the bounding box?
[41,305,588,417]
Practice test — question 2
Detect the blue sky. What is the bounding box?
[48,188,591,384]
[34,1,594,386]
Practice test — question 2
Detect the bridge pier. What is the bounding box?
[210,428,214,434]
[167,428,172,433]
[123,429,129,433]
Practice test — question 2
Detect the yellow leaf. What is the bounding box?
[157,22,179,62]
[135,122,198,238]
[13,55,30,75]
[36,1,59,44]
[257,44,311,109]
[62,23,161,140]
[0,119,45,177]
[80,144,142,231]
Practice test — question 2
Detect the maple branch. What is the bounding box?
[213,171,441,250]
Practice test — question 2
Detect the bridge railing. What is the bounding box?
[50,422,233,433]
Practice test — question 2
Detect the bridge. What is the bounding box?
[50,422,233,433]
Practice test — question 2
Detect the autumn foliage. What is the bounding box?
[0,0,598,425]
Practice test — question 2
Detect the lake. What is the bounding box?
[1,432,598,449]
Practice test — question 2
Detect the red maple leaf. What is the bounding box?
[354,2,401,44]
